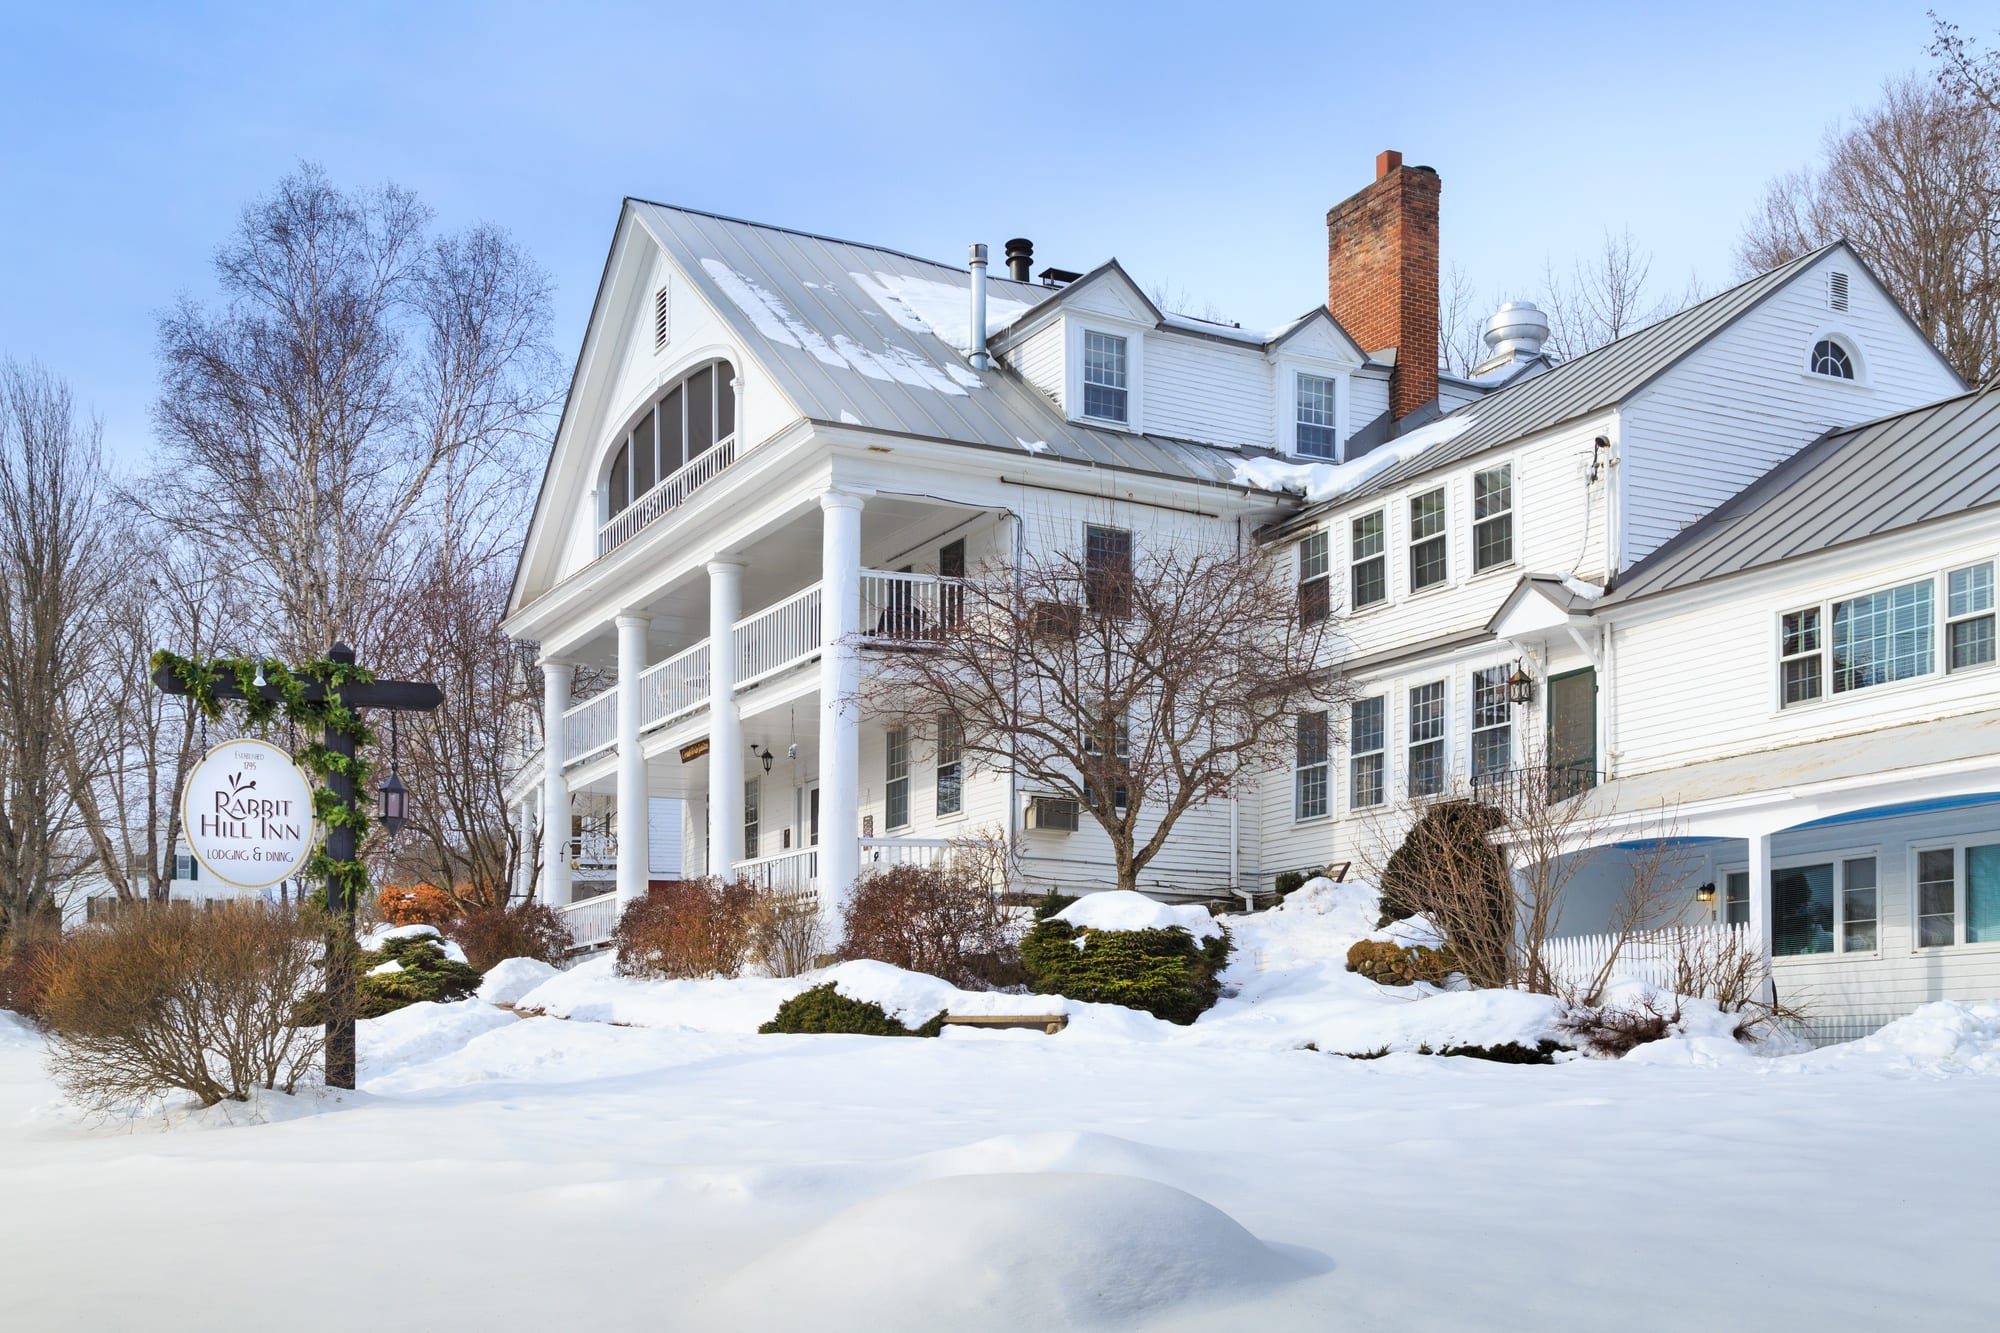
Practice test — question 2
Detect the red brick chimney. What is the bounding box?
[1327,149,1441,420]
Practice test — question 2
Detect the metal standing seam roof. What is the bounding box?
[1601,385,2000,605]
[626,200,1283,489]
[1314,241,1851,506]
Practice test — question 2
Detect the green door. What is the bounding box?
[1546,668,1597,800]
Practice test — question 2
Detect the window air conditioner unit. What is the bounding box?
[1025,795,1080,832]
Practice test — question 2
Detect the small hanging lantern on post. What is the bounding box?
[1506,661,1536,706]
[377,711,409,838]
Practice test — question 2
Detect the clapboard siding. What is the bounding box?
[1013,319,1066,411]
[1142,334,1273,449]
[1608,509,1999,776]
[1620,252,1962,566]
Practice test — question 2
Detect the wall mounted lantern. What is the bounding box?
[1506,662,1536,706]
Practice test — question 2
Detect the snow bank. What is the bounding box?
[0,1009,38,1050]
[358,1000,515,1082]
[358,923,470,965]
[1055,890,1223,941]
[512,956,1078,1034]
[477,957,559,1007]
[696,1172,1305,1330]
[1805,1000,2000,1076]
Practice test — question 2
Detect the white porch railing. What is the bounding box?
[570,831,617,870]
[596,433,739,555]
[733,847,819,906]
[642,639,710,730]
[860,570,965,643]
[859,837,952,871]
[563,687,618,766]
[557,892,620,952]
[735,583,823,689]
[1542,923,1759,995]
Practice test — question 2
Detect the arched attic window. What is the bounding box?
[604,358,737,521]
[1810,338,1855,380]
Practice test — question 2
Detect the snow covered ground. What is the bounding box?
[3,883,1999,1331]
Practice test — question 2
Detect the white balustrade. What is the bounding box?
[641,640,710,730]
[596,433,739,555]
[562,686,618,765]
[733,583,823,689]
[732,848,820,906]
[557,892,621,952]
[859,570,965,643]
[570,831,618,868]
[858,837,952,871]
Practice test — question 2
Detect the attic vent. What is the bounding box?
[1828,270,1850,313]
[653,284,669,349]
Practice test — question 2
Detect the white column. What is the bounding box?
[1747,827,1774,1002]
[818,491,864,924]
[616,614,652,908]
[541,661,574,908]
[707,561,746,875]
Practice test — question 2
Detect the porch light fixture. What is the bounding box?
[1695,882,1717,905]
[752,744,774,774]
[376,711,409,838]
[1506,662,1536,706]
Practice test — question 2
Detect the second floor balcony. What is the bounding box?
[555,567,964,770]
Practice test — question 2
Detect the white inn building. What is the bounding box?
[503,150,1996,1026]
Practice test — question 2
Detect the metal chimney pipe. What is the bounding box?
[968,243,991,370]
[1004,237,1033,283]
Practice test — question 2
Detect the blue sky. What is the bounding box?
[0,0,1977,461]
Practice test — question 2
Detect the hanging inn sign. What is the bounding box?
[181,737,320,888]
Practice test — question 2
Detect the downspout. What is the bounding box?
[1006,509,1024,885]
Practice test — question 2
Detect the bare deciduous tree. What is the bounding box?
[144,161,560,663]
[1538,229,1704,363]
[1737,72,2000,384]
[864,537,1343,895]
[0,362,124,938]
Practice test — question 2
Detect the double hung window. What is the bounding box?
[1298,532,1330,625]
[1407,681,1446,797]
[1349,696,1385,809]
[1472,464,1513,572]
[1295,373,1338,458]
[1470,667,1511,782]
[1083,331,1129,422]
[1409,488,1448,591]
[1295,711,1330,819]
[1350,511,1386,609]
[885,730,910,830]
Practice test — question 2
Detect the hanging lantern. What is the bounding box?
[1506,662,1536,706]
[377,767,409,838]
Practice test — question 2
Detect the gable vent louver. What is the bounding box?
[654,284,669,349]
[1828,270,1849,313]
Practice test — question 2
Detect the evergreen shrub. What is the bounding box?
[757,982,944,1036]
[1019,919,1232,1025]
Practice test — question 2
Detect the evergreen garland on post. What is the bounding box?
[150,650,380,908]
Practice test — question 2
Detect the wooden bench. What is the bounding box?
[940,1014,1069,1035]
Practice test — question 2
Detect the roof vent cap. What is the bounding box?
[1482,301,1550,362]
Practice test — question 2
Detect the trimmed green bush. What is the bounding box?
[1019,919,1232,1025]
[758,982,945,1037]
[1273,869,1311,899]
[1378,799,1507,924]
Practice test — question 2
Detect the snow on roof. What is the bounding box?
[851,269,1034,356]
[1231,414,1477,505]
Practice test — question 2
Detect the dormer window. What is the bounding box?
[1811,338,1855,380]
[1082,331,1129,422]
[1295,373,1339,459]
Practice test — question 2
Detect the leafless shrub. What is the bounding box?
[838,849,1024,990]
[614,879,758,980]
[1557,995,1680,1058]
[747,894,827,979]
[1365,757,1695,999]
[1670,927,1768,1012]
[38,902,326,1112]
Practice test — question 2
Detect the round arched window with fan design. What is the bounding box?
[1810,338,1855,380]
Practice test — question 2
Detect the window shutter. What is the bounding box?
[1828,270,1849,312]
[654,285,669,348]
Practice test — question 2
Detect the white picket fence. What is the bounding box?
[1541,923,1758,995]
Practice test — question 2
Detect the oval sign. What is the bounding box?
[182,738,321,889]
